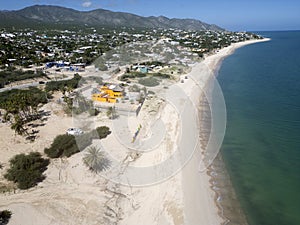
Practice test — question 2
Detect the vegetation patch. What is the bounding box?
[95,126,111,138]
[45,73,81,92]
[0,69,48,88]
[138,77,160,87]
[4,152,49,190]
[151,73,171,79]
[0,87,48,110]
[44,126,111,158]
[0,210,12,225]
[119,72,146,81]
[44,134,79,158]
[0,87,49,136]
[138,61,166,67]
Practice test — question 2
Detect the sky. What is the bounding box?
[1,0,300,31]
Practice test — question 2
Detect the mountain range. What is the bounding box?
[0,5,224,31]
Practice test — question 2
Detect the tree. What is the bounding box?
[11,115,27,136]
[44,126,111,158]
[4,152,49,189]
[0,88,48,137]
[44,134,79,158]
[0,210,12,225]
[83,146,110,173]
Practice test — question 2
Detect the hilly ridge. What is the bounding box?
[0,5,224,31]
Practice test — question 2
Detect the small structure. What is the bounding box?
[92,84,124,103]
[138,66,148,73]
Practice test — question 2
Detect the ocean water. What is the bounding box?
[217,31,300,225]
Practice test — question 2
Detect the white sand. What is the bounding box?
[0,38,270,225]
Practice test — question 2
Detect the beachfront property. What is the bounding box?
[92,84,124,103]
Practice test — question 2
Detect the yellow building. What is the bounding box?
[92,85,123,103]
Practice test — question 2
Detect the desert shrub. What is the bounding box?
[96,126,112,139]
[97,63,108,71]
[44,126,111,158]
[135,72,147,78]
[119,72,146,81]
[148,90,155,95]
[4,152,49,189]
[138,77,160,87]
[141,61,166,67]
[44,134,78,158]
[152,73,170,79]
[0,210,12,225]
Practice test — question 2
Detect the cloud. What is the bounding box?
[83,0,139,9]
[82,1,92,8]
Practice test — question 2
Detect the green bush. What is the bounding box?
[4,152,49,190]
[152,73,171,79]
[44,126,111,158]
[96,126,112,139]
[0,210,12,225]
[138,77,160,87]
[44,134,78,158]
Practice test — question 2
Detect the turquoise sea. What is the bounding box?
[217,31,300,225]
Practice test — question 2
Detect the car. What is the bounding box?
[66,128,83,136]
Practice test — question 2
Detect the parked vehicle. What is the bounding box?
[66,128,83,136]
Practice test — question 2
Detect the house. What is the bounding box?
[92,84,123,103]
[138,66,148,73]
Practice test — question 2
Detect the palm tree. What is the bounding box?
[11,115,27,136]
[83,146,110,173]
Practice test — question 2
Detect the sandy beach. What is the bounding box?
[0,38,269,225]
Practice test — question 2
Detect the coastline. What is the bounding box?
[182,38,270,225]
[0,38,271,225]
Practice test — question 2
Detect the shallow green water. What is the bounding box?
[218,31,300,225]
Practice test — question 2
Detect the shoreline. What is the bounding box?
[189,38,271,225]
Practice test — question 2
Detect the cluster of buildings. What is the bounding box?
[0,28,150,68]
[45,61,86,72]
[0,27,262,69]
